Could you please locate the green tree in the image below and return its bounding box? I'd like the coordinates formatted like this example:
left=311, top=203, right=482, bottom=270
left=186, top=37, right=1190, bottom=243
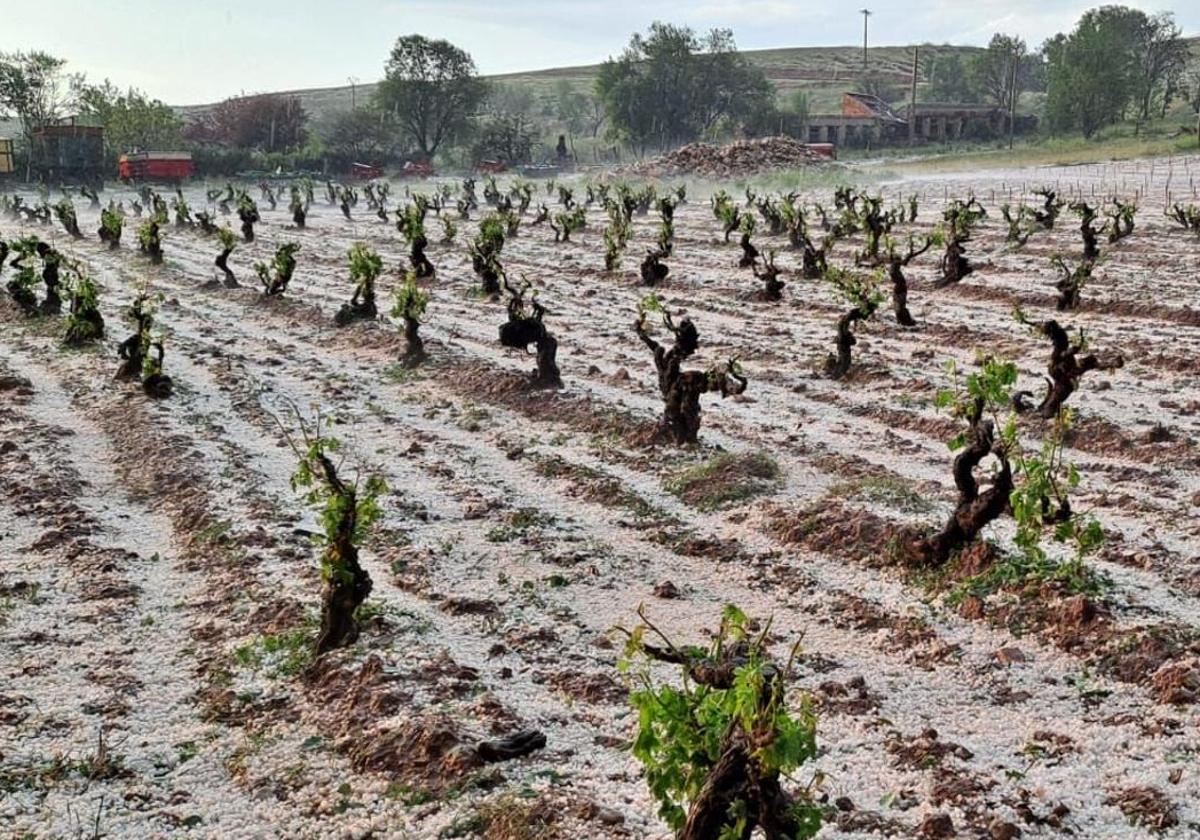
left=778, top=89, right=810, bottom=137
left=1130, top=12, right=1187, bottom=126
left=1185, top=61, right=1200, bottom=114
left=740, top=89, right=809, bottom=139
left=1044, top=6, right=1144, bottom=138
left=318, top=106, right=408, bottom=166
left=0, top=51, right=81, bottom=174
left=471, top=84, right=537, bottom=164
left=78, top=81, right=182, bottom=161
left=184, top=93, right=307, bottom=152
left=1022, top=51, right=1049, bottom=94
left=472, top=114, right=535, bottom=164
left=925, top=52, right=977, bottom=103
left=553, top=82, right=607, bottom=159
left=967, top=34, right=1027, bottom=109
left=584, top=91, right=608, bottom=139
left=596, top=23, right=773, bottom=149
left=374, top=35, right=488, bottom=160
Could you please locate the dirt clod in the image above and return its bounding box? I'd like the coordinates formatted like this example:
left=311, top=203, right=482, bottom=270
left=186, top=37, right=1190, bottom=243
left=653, top=579, right=680, bottom=599
left=919, top=812, right=955, bottom=838
left=1104, top=786, right=1178, bottom=831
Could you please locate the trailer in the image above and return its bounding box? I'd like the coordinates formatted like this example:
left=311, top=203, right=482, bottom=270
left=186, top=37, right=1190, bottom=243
left=474, top=160, right=507, bottom=175
left=398, top=160, right=434, bottom=179
left=118, top=151, right=194, bottom=184
left=235, top=169, right=322, bottom=181
left=351, top=162, right=384, bottom=181
left=31, top=121, right=105, bottom=187
left=518, top=163, right=561, bottom=179
left=804, top=143, right=838, bottom=160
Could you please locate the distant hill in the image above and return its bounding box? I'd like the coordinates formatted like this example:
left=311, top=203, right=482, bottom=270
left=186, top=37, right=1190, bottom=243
left=176, top=43, right=989, bottom=125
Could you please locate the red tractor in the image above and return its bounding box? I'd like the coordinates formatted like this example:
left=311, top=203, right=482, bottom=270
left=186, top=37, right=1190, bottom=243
left=118, top=151, right=194, bottom=184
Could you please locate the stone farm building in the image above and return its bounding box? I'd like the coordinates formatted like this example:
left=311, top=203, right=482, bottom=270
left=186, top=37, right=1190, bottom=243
left=806, top=92, right=1031, bottom=148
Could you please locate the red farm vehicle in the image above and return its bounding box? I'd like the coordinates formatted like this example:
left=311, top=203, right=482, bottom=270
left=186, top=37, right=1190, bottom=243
left=804, top=143, right=838, bottom=160
left=398, top=160, right=434, bottom=179
left=475, top=159, right=507, bottom=175
left=118, top=151, right=194, bottom=184
left=351, top=162, right=384, bottom=181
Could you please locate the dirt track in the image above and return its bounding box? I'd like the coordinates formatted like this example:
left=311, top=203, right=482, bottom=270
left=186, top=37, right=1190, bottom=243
left=2, top=157, right=1199, bottom=838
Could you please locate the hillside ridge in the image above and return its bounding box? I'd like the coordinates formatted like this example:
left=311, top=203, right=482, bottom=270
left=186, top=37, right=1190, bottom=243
left=175, top=42, right=989, bottom=120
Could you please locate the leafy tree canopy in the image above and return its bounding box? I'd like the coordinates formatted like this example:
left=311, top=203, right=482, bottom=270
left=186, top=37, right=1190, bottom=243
left=596, top=23, right=773, bottom=149
left=184, top=93, right=308, bottom=152
left=374, top=34, right=489, bottom=159
left=317, top=106, right=409, bottom=166
left=78, top=81, right=182, bottom=157
left=1044, top=6, right=1185, bottom=137
left=0, top=51, right=82, bottom=145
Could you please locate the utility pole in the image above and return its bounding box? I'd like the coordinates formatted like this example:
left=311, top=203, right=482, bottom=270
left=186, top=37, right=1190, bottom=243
left=348, top=76, right=360, bottom=110
left=860, top=9, right=872, bottom=70
left=1008, top=49, right=1019, bottom=150
left=908, top=45, right=919, bottom=146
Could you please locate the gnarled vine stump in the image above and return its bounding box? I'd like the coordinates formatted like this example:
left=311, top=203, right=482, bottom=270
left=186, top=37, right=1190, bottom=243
left=753, top=252, right=785, bottom=301
left=314, top=453, right=373, bottom=655
left=400, top=315, right=428, bottom=369
left=885, top=236, right=931, bottom=327
left=641, top=250, right=670, bottom=286
left=636, top=313, right=746, bottom=445
left=1019, top=319, right=1124, bottom=419
left=498, top=280, right=562, bottom=390
left=906, top=398, right=1012, bottom=566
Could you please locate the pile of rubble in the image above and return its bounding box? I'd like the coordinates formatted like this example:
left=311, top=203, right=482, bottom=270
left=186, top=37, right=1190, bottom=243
left=632, top=136, right=830, bottom=179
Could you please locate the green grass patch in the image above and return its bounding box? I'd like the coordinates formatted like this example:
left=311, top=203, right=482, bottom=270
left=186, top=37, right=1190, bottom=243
left=665, top=451, right=782, bottom=511
left=726, top=164, right=888, bottom=195
left=386, top=782, right=435, bottom=807
left=532, top=453, right=675, bottom=524
left=439, top=812, right=485, bottom=839
left=233, top=629, right=313, bottom=678
left=864, top=124, right=1200, bottom=175
left=382, top=363, right=426, bottom=384
left=175, top=741, right=199, bottom=764
left=455, top=402, right=491, bottom=432
left=486, top=507, right=554, bottom=543
left=196, top=519, right=233, bottom=545
left=0, top=582, right=41, bottom=627
left=828, top=476, right=933, bottom=515
left=353, top=599, right=394, bottom=625
left=946, top=554, right=1110, bottom=606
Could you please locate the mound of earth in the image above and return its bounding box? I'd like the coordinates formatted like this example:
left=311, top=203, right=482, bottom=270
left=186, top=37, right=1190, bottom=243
left=633, top=135, right=830, bottom=178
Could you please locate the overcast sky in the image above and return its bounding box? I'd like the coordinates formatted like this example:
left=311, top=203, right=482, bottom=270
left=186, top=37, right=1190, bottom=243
left=5, top=0, right=1197, bottom=105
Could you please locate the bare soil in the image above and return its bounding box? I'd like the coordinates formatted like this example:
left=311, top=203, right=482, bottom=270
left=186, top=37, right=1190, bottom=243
left=2, top=156, right=1199, bottom=838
